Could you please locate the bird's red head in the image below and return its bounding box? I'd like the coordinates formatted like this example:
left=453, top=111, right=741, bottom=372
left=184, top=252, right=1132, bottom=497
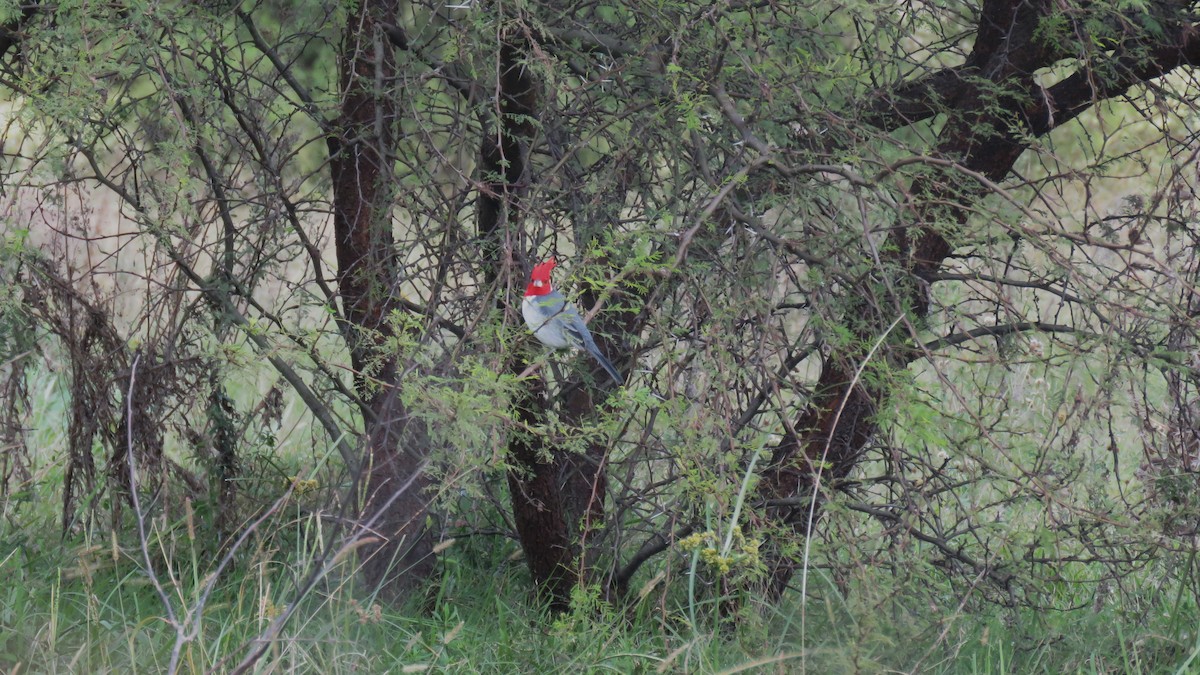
left=525, top=258, right=556, bottom=297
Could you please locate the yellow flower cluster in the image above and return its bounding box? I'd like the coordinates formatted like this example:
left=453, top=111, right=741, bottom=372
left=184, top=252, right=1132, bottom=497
left=677, top=525, right=762, bottom=575
left=286, top=476, right=319, bottom=495
left=701, top=546, right=734, bottom=574
left=260, top=597, right=283, bottom=620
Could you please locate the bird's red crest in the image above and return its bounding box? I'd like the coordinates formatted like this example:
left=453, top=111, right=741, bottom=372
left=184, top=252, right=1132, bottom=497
left=525, top=258, right=557, bottom=296
left=531, top=258, right=557, bottom=281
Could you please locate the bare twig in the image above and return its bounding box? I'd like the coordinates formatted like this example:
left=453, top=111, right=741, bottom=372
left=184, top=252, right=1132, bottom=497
left=126, top=353, right=184, bottom=674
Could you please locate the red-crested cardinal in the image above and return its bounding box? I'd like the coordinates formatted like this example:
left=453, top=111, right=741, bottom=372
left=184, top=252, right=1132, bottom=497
left=522, top=258, right=624, bottom=385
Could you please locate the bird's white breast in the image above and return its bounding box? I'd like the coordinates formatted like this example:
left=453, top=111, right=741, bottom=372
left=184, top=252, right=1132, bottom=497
left=522, top=295, right=573, bottom=349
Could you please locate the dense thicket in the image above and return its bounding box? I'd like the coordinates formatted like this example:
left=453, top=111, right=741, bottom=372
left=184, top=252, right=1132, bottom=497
left=3, top=0, right=1200, bottom=639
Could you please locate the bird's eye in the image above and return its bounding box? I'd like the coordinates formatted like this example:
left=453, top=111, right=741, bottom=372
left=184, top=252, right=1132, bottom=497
left=533, top=280, right=544, bottom=287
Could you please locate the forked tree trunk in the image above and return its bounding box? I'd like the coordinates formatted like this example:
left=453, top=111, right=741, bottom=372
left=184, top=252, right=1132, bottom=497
left=759, top=6, right=1059, bottom=594
left=474, top=40, right=585, bottom=610
left=475, top=38, right=633, bottom=608
left=328, top=0, right=434, bottom=601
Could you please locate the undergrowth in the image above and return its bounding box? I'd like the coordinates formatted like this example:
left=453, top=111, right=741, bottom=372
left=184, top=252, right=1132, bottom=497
left=0, top=363, right=1195, bottom=674
left=2, top=482, right=1198, bottom=674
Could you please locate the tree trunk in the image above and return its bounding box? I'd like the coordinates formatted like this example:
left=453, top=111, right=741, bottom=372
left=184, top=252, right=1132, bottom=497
left=759, top=0, right=1052, bottom=597
left=472, top=39, right=584, bottom=610
left=328, top=0, right=434, bottom=601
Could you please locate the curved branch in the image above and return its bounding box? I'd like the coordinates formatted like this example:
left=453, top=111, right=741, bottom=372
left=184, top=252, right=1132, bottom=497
left=1028, top=24, right=1200, bottom=136
left=235, top=9, right=331, bottom=133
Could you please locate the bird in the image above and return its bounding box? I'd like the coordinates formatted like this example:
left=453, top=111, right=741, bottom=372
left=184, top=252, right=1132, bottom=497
left=522, top=258, right=624, bottom=386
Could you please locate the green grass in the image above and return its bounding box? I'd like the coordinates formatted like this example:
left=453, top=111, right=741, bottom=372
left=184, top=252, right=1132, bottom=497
left=1, top=368, right=1198, bottom=673
left=2, top=496, right=1198, bottom=674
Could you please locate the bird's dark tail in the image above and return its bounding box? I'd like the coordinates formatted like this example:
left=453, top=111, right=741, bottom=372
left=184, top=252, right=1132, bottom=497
left=581, top=339, right=624, bottom=385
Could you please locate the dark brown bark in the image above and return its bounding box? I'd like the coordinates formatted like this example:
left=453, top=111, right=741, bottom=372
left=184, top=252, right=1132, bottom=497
left=505, top=378, right=578, bottom=607
left=760, top=0, right=1200, bottom=598
left=560, top=381, right=611, bottom=571
left=559, top=283, right=640, bottom=590
left=357, top=390, right=433, bottom=603
left=472, top=39, right=584, bottom=609
left=507, top=307, right=629, bottom=609
left=207, top=374, right=238, bottom=537
left=866, top=5, right=1200, bottom=133
left=327, top=0, right=434, bottom=601
left=477, top=42, right=537, bottom=273
left=477, top=40, right=629, bottom=608
left=483, top=41, right=625, bottom=609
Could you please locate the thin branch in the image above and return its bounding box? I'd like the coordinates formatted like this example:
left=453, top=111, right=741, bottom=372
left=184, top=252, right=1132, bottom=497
left=70, top=139, right=358, bottom=469
left=126, top=353, right=184, bottom=674
left=0, top=2, right=40, bottom=62
left=225, top=458, right=433, bottom=675
left=923, top=321, right=1079, bottom=352
left=842, top=501, right=1014, bottom=589
left=235, top=9, right=330, bottom=132
left=613, top=523, right=696, bottom=591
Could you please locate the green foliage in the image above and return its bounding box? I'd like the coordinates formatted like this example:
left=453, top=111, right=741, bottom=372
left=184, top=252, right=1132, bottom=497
left=3, top=0, right=1200, bottom=669
left=3, top=479, right=1193, bottom=673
